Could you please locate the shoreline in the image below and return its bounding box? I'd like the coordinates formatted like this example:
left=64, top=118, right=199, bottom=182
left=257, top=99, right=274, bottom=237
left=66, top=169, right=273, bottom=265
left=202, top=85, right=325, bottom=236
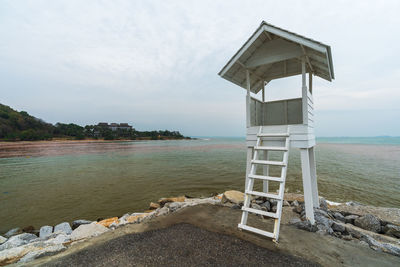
left=1, top=191, right=399, bottom=265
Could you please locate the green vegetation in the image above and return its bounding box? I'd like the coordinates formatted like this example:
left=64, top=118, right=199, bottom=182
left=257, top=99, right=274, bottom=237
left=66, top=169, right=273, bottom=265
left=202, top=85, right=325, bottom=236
left=0, top=104, right=188, bottom=141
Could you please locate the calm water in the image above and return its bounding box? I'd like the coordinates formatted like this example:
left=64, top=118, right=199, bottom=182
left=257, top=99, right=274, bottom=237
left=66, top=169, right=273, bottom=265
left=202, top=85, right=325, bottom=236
left=0, top=138, right=399, bottom=233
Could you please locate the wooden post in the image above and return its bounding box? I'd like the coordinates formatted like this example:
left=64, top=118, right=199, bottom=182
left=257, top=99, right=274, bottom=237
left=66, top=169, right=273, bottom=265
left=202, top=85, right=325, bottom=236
left=261, top=81, right=268, bottom=193
left=309, top=72, right=313, bottom=94
left=245, top=147, right=253, bottom=189
left=300, top=148, right=315, bottom=224
left=309, top=146, right=319, bottom=207
left=301, top=59, right=308, bottom=124
left=246, top=70, right=251, bottom=128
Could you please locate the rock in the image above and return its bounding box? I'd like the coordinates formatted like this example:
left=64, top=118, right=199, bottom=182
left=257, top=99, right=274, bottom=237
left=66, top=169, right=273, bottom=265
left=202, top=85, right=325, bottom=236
left=361, top=234, right=400, bottom=257
left=39, top=226, right=53, bottom=239
left=125, top=214, right=148, bottom=223
left=293, top=205, right=303, bottom=214
left=315, top=213, right=333, bottom=230
left=54, top=222, right=72, bottom=235
left=344, top=214, right=359, bottom=224
left=22, top=226, right=35, bottom=234
left=149, top=202, right=160, bottom=210
left=383, top=224, right=400, bottom=238
left=158, top=196, right=186, bottom=206
left=0, top=236, right=6, bottom=245
left=292, top=200, right=299, bottom=207
left=166, top=202, right=185, bottom=212
left=155, top=207, right=169, bottom=217
left=283, top=200, right=290, bottom=207
left=72, top=219, right=92, bottom=230
left=18, top=244, right=66, bottom=263
left=45, top=234, right=70, bottom=245
left=260, top=201, right=271, bottom=211
left=221, top=190, right=244, bottom=205
left=231, top=204, right=241, bottom=210
left=333, top=212, right=346, bottom=223
left=332, top=222, right=346, bottom=233
left=70, top=223, right=109, bottom=241
left=271, top=205, right=277, bottom=213
left=333, top=231, right=342, bottom=238
left=289, top=218, right=302, bottom=225
left=255, top=199, right=264, bottom=204
left=4, top=228, right=21, bottom=238
left=251, top=203, right=261, bottom=210
left=97, top=217, right=119, bottom=228
left=319, top=197, right=328, bottom=211
left=342, top=234, right=353, bottom=241
left=354, top=214, right=381, bottom=233
left=314, top=208, right=330, bottom=219
left=291, top=219, right=318, bottom=232
left=0, top=233, right=37, bottom=251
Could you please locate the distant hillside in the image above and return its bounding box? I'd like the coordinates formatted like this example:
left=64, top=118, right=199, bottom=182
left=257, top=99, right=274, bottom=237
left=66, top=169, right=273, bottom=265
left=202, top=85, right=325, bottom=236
left=0, top=104, right=188, bottom=141
left=0, top=104, right=54, bottom=140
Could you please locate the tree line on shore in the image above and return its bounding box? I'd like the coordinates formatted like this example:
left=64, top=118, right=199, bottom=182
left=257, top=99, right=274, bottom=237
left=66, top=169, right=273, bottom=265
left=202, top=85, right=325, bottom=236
left=0, top=104, right=188, bottom=141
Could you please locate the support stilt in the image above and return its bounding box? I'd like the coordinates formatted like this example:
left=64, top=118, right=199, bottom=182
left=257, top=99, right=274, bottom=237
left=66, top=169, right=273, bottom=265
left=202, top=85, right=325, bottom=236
left=300, top=148, right=315, bottom=224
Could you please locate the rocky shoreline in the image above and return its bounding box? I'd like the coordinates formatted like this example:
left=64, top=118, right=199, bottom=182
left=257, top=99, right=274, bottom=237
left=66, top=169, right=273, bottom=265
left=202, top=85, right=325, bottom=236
left=0, top=192, right=399, bottom=265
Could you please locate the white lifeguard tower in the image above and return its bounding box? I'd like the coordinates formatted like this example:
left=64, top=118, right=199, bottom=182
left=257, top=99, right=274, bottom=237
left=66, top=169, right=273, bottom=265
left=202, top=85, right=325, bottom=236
left=218, top=21, right=334, bottom=241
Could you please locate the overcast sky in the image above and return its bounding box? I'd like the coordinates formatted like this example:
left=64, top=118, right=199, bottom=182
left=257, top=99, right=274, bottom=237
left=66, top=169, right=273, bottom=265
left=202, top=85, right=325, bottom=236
left=1, top=0, right=399, bottom=137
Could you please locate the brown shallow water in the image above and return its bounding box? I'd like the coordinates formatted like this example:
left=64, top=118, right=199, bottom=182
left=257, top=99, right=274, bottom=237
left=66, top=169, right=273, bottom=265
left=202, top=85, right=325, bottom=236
left=0, top=138, right=399, bottom=233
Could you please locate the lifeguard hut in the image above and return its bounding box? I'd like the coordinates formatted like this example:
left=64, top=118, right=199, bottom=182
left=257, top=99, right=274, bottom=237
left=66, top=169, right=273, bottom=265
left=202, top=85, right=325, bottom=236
left=218, top=21, right=334, bottom=241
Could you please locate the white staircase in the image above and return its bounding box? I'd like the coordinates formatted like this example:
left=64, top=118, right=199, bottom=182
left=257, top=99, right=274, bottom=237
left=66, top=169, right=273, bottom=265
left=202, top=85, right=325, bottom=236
left=238, top=126, right=290, bottom=242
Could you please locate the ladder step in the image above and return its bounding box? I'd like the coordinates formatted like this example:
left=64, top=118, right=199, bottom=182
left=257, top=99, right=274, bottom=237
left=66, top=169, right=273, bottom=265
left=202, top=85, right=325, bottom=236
left=251, top=160, right=286, bottom=166
left=242, top=207, right=279, bottom=218
left=245, top=190, right=282, bottom=200
left=248, top=174, right=284, bottom=182
left=238, top=224, right=275, bottom=238
left=254, top=146, right=288, bottom=151
left=257, top=133, right=289, bottom=137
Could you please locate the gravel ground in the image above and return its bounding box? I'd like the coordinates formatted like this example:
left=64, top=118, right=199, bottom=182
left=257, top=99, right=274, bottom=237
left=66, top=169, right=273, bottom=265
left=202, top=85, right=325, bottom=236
left=41, top=223, right=318, bottom=267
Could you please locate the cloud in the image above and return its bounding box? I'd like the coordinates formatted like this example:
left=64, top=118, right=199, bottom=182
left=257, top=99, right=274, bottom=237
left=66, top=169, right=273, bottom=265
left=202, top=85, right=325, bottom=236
left=0, top=0, right=399, bottom=136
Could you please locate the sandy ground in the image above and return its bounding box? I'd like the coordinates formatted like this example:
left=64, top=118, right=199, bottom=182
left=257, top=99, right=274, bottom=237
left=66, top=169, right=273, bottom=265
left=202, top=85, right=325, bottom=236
left=28, top=204, right=399, bottom=267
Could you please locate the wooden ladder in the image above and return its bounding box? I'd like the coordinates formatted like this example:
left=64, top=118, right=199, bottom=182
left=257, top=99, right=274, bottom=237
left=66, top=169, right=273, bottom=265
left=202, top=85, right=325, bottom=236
left=238, top=126, right=290, bottom=242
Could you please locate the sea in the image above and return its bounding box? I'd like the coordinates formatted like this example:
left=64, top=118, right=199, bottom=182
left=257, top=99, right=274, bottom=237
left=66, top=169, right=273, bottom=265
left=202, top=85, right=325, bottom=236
left=0, top=137, right=399, bottom=233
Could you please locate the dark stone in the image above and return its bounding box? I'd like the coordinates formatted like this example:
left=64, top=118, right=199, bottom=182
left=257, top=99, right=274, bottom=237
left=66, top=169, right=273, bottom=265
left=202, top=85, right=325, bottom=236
left=344, top=214, right=359, bottom=224
left=342, top=234, right=353, bottom=241
left=96, top=218, right=104, bottom=222
left=231, top=204, right=241, bottom=210
left=315, top=213, right=333, bottom=231
left=354, top=214, right=381, bottom=233
left=292, top=200, right=299, bottom=207
left=22, top=226, right=35, bottom=234
left=271, top=205, right=277, bottom=213
left=383, top=224, right=400, bottom=238
left=293, top=205, right=303, bottom=214
left=333, top=212, right=346, bottom=223
left=333, top=231, right=342, bottom=238
left=291, top=219, right=318, bottom=232
left=251, top=203, right=261, bottom=210
left=314, top=208, right=330, bottom=219
left=332, top=222, right=346, bottom=233
left=260, top=201, right=271, bottom=212
left=319, top=197, right=328, bottom=211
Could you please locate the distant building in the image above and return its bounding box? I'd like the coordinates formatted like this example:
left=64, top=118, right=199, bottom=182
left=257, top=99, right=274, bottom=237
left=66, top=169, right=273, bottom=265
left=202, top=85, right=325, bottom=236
left=97, top=122, right=133, bottom=131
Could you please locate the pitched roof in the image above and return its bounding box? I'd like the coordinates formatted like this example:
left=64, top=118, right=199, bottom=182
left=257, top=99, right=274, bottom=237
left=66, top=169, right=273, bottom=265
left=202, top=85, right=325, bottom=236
left=218, top=21, right=334, bottom=93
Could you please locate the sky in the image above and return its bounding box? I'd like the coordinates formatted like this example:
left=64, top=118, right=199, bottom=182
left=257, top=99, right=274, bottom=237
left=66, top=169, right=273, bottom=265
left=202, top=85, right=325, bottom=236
left=0, top=0, right=399, bottom=137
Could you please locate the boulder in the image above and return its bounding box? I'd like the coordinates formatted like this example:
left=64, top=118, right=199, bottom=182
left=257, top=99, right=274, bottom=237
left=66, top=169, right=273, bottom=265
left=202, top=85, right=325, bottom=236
left=22, top=226, right=35, bottom=234
left=221, top=190, right=244, bottom=205
left=158, top=196, right=186, bottom=206
left=18, top=244, right=66, bottom=263
left=332, top=222, right=346, bottom=233
left=155, top=207, right=169, bottom=217
left=293, top=205, right=303, bottom=214
left=45, top=234, right=70, bottom=245
left=344, top=214, right=359, bottom=224
left=39, top=226, right=53, bottom=239
left=0, top=236, right=6, bottom=245
left=260, top=201, right=271, bottom=211
left=290, top=219, right=318, bottom=232
left=354, top=214, right=381, bottom=233
left=319, top=197, right=328, bottom=211
left=70, top=223, right=109, bottom=241
left=292, top=200, right=300, bottom=207
left=125, top=214, right=148, bottom=223
left=149, top=202, right=160, bottom=210
left=166, top=202, right=185, bottom=212
left=283, top=200, right=290, bottom=207
left=4, top=228, right=21, bottom=238
left=97, top=217, right=119, bottom=228
left=315, top=213, right=333, bottom=230
left=0, top=233, right=37, bottom=251
left=251, top=203, right=261, bottom=210
left=72, top=219, right=92, bottom=230
left=383, top=224, right=400, bottom=238
left=333, top=212, right=346, bottom=223
left=54, top=222, right=72, bottom=235
left=361, top=234, right=400, bottom=257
